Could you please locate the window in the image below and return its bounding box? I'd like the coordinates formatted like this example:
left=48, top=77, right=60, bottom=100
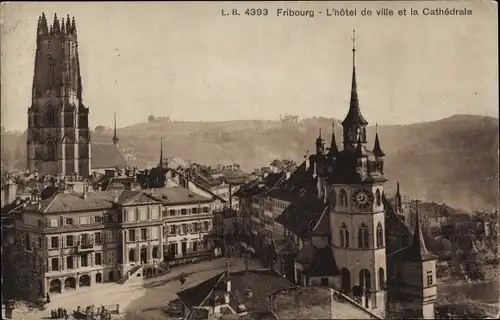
left=339, top=189, right=348, bottom=207
left=358, top=223, right=369, bottom=249
left=37, top=219, right=42, bottom=227
left=129, top=230, right=136, bottom=242
left=81, top=254, right=88, bottom=267
left=426, top=270, right=433, bottom=286
left=51, top=258, right=59, bottom=271
left=359, top=269, right=371, bottom=289
left=112, top=214, right=118, bottom=222
left=103, top=215, right=109, bottom=223
left=169, top=225, right=176, bottom=235
left=376, top=222, right=384, bottom=248
left=193, top=222, right=199, bottom=232
left=340, top=223, right=349, bottom=248
left=45, top=106, right=55, bottom=126
left=66, top=235, right=74, bottom=247
left=107, top=230, right=116, bottom=243
left=321, top=277, right=329, bottom=286
left=203, top=221, right=209, bottom=232
left=152, top=246, right=159, bottom=259
left=169, top=209, right=176, bottom=216
left=379, top=268, right=385, bottom=289
left=107, top=251, right=115, bottom=264
left=51, top=236, right=59, bottom=249
left=45, top=141, right=56, bottom=161
left=193, top=241, right=198, bottom=252
left=181, top=209, right=187, bottom=215
left=141, top=228, right=147, bottom=240
left=95, top=216, right=102, bottom=223
left=65, top=218, right=73, bottom=226
left=192, top=207, right=199, bottom=214
left=95, top=252, right=102, bottom=265
left=66, top=256, right=74, bottom=269
left=94, top=232, right=101, bottom=245
left=375, top=189, right=381, bottom=206
left=203, top=207, right=209, bottom=213
left=38, top=236, right=43, bottom=249
left=182, top=224, right=187, bottom=234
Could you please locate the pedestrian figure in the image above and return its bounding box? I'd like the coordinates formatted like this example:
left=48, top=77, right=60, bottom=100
left=46, top=292, right=51, bottom=304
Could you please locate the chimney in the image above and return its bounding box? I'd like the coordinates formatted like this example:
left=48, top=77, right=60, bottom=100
left=305, top=156, right=310, bottom=170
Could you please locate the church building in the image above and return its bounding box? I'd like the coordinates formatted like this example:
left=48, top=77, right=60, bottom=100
left=26, top=13, right=126, bottom=178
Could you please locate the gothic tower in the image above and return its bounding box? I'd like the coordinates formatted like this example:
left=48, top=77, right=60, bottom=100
left=327, top=31, right=388, bottom=317
left=27, top=13, right=91, bottom=177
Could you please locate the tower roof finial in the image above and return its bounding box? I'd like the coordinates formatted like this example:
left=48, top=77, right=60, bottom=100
left=112, top=112, right=119, bottom=145
left=352, top=28, right=356, bottom=66
left=372, top=124, right=385, bottom=157
left=327, top=122, right=339, bottom=156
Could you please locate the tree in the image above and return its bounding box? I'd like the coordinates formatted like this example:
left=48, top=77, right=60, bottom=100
left=94, top=125, right=106, bottom=135
left=148, top=115, right=155, bottom=122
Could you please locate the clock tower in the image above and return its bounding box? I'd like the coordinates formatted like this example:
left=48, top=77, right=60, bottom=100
left=325, top=30, right=387, bottom=317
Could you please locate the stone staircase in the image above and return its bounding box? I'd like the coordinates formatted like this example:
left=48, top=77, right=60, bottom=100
left=117, top=265, right=143, bottom=285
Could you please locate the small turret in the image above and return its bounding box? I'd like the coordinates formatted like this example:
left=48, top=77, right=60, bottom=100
left=372, top=124, right=385, bottom=157
left=66, top=14, right=71, bottom=34
left=112, top=112, right=119, bottom=145
left=61, top=18, right=66, bottom=35
left=315, top=129, right=325, bottom=155
left=71, top=16, right=76, bottom=34
left=327, top=123, right=339, bottom=157
left=52, top=13, right=60, bottom=34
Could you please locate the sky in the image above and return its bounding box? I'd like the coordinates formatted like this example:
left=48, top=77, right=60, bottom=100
left=1, top=1, right=498, bottom=131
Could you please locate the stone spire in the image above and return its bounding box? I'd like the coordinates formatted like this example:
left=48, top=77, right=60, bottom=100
left=112, top=112, right=119, bottom=145
left=315, top=128, right=325, bottom=155
left=372, top=123, right=385, bottom=157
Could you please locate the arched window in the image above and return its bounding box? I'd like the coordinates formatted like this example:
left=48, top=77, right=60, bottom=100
left=375, top=189, right=381, bottom=206
left=128, top=248, right=135, bottom=263
left=379, top=267, right=385, bottom=289
left=340, top=223, right=349, bottom=248
left=45, top=105, right=55, bottom=126
left=376, top=222, right=384, bottom=248
left=45, top=141, right=56, bottom=161
left=358, top=223, right=369, bottom=249
left=339, top=189, right=348, bottom=207
left=359, top=269, right=371, bottom=289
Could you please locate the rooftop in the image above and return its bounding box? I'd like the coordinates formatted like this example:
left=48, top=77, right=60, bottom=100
left=177, top=269, right=295, bottom=316
left=270, top=286, right=381, bottom=319
left=144, top=186, right=213, bottom=205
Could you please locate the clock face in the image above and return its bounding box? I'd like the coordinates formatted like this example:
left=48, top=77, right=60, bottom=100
left=352, top=189, right=374, bottom=209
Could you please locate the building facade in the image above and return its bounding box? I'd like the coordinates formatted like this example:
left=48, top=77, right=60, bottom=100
left=15, top=185, right=220, bottom=296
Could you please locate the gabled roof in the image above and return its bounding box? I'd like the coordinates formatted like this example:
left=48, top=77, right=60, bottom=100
left=304, top=246, right=341, bottom=278
left=25, top=191, right=117, bottom=213
left=91, top=143, right=127, bottom=169
left=177, top=270, right=295, bottom=314
left=398, top=206, right=437, bottom=262
left=144, top=186, right=213, bottom=205
left=295, top=241, right=317, bottom=266
left=117, top=190, right=162, bottom=206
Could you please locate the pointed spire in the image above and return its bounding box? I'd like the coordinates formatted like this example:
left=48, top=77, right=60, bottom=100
left=403, top=200, right=437, bottom=262
left=328, top=123, right=339, bottom=156
left=395, top=182, right=402, bottom=212
left=112, top=112, right=119, bottom=145
left=53, top=13, right=60, bottom=34
left=159, top=137, right=164, bottom=169
left=71, top=16, right=76, bottom=34
left=66, top=14, right=71, bottom=34
left=61, top=18, right=65, bottom=35
left=372, top=123, right=385, bottom=157
left=342, top=29, right=368, bottom=127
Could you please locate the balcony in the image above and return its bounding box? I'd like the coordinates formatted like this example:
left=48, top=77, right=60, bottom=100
left=76, top=241, right=95, bottom=253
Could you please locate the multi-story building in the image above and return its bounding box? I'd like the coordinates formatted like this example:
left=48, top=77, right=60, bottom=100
left=14, top=184, right=221, bottom=296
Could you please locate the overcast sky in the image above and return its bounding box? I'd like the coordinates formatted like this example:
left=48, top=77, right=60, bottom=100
left=1, top=1, right=498, bottom=131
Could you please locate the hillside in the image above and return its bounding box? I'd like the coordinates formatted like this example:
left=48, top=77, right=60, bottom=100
left=1, top=115, right=498, bottom=211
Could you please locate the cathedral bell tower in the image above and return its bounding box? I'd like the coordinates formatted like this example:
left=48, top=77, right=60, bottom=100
left=328, top=30, right=388, bottom=318
left=27, top=13, right=91, bottom=177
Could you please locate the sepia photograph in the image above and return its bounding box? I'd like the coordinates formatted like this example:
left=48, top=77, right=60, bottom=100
left=0, top=1, right=498, bottom=319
